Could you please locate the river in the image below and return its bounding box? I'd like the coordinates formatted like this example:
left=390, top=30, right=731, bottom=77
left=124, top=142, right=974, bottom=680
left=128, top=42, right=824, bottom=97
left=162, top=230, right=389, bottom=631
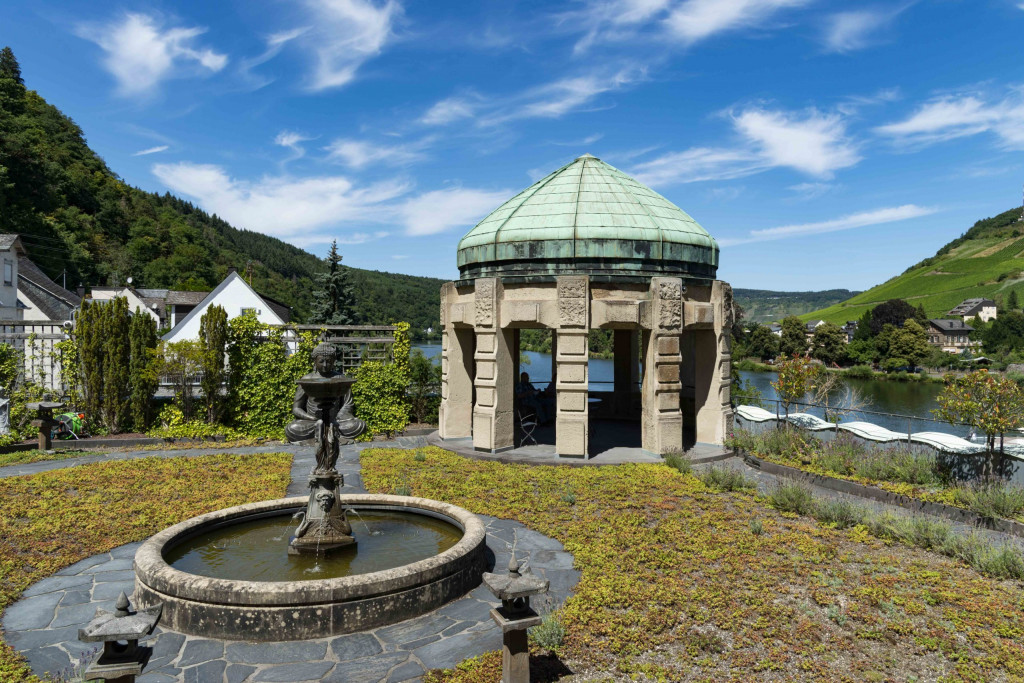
left=413, top=344, right=957, bottom=437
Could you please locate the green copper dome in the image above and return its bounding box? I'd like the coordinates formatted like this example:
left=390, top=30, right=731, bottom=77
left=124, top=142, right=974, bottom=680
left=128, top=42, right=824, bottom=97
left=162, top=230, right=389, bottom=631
left=457, top=154, right=718, bottom=283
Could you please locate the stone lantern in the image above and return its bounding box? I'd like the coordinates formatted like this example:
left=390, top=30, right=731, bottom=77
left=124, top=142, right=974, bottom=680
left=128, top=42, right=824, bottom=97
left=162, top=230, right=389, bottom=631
left=78, top=592, right=161, bottom=683
left=483, top=555, right=550, bottom=683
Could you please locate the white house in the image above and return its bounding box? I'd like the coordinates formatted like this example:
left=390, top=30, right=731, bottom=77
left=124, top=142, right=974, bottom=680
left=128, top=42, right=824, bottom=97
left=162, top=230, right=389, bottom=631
left=948, top=298, right=997, bottom=323
left=162, top=271, right=291, bottom=343
left=0, top=235, right=24, bottom=321
left=89, top=286, right=159, bottom=325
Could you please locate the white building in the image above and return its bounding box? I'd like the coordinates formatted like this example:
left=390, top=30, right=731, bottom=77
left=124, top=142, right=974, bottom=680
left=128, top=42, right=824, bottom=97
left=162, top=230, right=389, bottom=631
left=162, top=271, right=291, bottom=343
left=948, top=298, right=997, bottom=323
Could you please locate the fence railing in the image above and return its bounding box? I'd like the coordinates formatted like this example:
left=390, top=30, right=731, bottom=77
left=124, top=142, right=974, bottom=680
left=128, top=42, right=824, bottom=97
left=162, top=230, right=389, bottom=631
left=733, top=392, right=977, bottom=442
left=272, top=324, right=397, bottom=375
left=0, top=320, right=69, bottom=394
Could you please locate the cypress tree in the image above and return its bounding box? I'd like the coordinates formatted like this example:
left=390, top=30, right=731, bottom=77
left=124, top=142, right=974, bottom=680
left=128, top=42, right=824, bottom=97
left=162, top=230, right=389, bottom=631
left=1007, top=289, right=1019, bottom=312
left=0, top=47, right=23, bottom=85
left=199, top=304, right=228, bottom=423
left=76, top=301, right=105, bottom=424
left=309, top=240, right=357, bottom=325
left=102, top=296, right=131, bottom=433
left=129, top=310, right=158, bottom=431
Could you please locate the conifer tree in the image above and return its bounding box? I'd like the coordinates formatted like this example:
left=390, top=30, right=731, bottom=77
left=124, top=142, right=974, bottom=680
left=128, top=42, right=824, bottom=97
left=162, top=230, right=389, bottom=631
left=1007, top=289, right=1019, bottom=312
left=129, top=310, right=158, bottom=431
left=309, top=240, right=357, bottom=325
left=199, top=304, right=228, bottom=423
left=0, top=47, right=23, bottom=85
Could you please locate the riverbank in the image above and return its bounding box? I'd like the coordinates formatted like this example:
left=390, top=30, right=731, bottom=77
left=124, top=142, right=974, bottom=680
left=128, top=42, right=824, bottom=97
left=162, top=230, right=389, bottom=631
left=734, top=358, right=947, bottom=383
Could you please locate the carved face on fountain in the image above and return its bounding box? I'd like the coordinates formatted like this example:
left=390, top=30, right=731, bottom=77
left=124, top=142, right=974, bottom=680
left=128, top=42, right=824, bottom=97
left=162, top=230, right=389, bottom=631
left=312, top=342, right=337, bottom=376
left=315, top=490, right=335, bottom=513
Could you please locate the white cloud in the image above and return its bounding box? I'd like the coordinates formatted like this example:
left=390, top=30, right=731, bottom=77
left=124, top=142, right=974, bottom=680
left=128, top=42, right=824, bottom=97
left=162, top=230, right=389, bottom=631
left=76, top=13, right=227, bottom=95
left=324, top=138, right=428, bottom=168
left=720, top=204, right=936, bottom=247
left=822, top=9, right=893, bottom=53
left=423, top=67, right=644, bottom=127
left=876, top=90, right=1024, bottom=149
left=632, top=147, right=765, bottom=186
left=132, top=145, right=169, bottom=156
left=238, top=27, right=311, bottom=89
left=568, top=0, right=673, bottom=52
left=152, top=162, right=409, bottom=239
left=632, top=106, right=859, bottom=186
left=664, top=0, right=810, bottom=44
left=788, top=182, right=833, bottom=200
left=420, top=97, right=478, bottom=125
left=274, top=130, right=313, bottom=164
left=302, top=0, right=401, bottom=91
left=733, top=108, right=860, bottom=177
left=397, top=188, right=511, bottom=236
left=152, top=162, right=503, bottom=240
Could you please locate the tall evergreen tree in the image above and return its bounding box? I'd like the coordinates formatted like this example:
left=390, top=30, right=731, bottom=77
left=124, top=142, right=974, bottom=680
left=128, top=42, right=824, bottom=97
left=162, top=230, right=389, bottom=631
left=0, top=47, right=23, bottom=84
left=199, top=304, right=229, bottom=423
left=309, top=240, right=357, bottom=325
left=128, top=310, right=158, bottom=431
left=1007, top=289, right=1019, bottom=312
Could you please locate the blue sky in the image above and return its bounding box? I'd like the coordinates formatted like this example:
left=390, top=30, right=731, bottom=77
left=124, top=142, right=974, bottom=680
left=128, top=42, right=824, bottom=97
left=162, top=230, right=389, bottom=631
left=7, top=0, right=1024, bottom=291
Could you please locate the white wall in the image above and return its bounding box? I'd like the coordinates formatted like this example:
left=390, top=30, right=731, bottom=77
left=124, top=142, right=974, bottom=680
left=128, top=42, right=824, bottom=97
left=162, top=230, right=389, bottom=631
left=0, top=251, right=20, bottom=321
left=91, top=288, right=160, bottom=326
left=164, top=273, right=285, bottom=343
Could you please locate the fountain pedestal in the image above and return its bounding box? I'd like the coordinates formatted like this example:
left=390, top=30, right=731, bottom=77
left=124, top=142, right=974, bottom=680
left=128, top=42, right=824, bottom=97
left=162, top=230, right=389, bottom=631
left=289, top=378, right=356, bottom=555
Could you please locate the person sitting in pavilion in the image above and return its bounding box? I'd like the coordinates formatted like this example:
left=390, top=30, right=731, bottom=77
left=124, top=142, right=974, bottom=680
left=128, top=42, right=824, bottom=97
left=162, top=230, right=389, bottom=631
left=515, top=372, right=553, bottom=424
left=285, top=342, right=366, bottom=444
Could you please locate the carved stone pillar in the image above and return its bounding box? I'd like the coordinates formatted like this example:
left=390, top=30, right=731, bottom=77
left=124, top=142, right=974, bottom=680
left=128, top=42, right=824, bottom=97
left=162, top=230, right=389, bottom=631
left=473, top=278, right=514, bottom=452
left=641, top=277, right=684, bottom=454
left=695, top=281, right=734, bottom=445
left=555, top=276, right=589, bottom=458
left=439, top=283, right=474, bottom=439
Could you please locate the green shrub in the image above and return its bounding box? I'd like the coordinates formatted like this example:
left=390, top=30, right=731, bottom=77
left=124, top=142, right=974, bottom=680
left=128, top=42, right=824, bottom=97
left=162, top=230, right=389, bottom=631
left=953, top=482, right=1024, bottom=519
left=769, top=481, right=816, bottom=515
left=352, top=360, right=409, bottom=439
left=749, top=519, right=764, bottom=535
left=663, top=451, right=692, bottom=475
left=814, top=499, right=868, bottom=529
left=529, top=611, right=566, bottom=651
left=699, top=465, right=756, bottom=492
left=842, top=365, right=874, bottom=379
left=147, top=405, right=239, bottom=439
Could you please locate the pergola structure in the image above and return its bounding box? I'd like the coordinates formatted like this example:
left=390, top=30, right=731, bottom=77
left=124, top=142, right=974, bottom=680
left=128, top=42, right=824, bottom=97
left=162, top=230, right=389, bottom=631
left=438, top=154, right=734, bottom=458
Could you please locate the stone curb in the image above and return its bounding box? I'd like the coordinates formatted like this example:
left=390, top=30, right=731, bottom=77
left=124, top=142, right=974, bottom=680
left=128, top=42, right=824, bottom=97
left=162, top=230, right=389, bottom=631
left=741, top=450, right=1024, bottom=539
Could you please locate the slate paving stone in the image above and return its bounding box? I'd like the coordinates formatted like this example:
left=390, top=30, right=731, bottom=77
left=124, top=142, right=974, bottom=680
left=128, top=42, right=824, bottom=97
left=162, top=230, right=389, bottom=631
left=5, top=625, right=78, bottom=652
left=51, top=601, right=100, bottom=628
left=183, top=659, right=227, bottom=682
left=329, top=632, right=382, bottom=660
left=375, top=615, right=455, bottom=644
left=413, top=627, right=502, bottom=670
left=441, top=620, right=473, bottom=637
left=177, top=638, right=225, bottom=667
left=323, top=652, right=410, bottom=683
left=387, top=659, right=426, bottom=682
left=3, top=592, right=62, bottom=630
left=91, top=580, right=135, bottom=601
left=90, top=569, right=136, bottom=583
left=137, top=672, right=178, bottom=683
left=150, top=631, right=187, bottom=661
left=439, top=597, right=491, bottom=622
left=227, top=663, right=258, bottom=683
left=252, top=661, right=335, bottom=681
left=531, top=548, right=575, bottom=569
left=401, top=633, right=441, bottom=650
left=226, top=640, right=328, bottom=664
left=55, top=554, right=109, bottom=575
left=108, top=542, right=142, bottom=559
left=82, top=557, right=134, bottom=573
left=21, top=573, right=92, bottom=597
left=23, top=645, right=70, bottom=678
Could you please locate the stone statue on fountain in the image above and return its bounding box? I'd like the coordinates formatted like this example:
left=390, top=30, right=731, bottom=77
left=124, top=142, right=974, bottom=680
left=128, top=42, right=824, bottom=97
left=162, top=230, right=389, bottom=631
left=286, top=341, right=365, bottom=555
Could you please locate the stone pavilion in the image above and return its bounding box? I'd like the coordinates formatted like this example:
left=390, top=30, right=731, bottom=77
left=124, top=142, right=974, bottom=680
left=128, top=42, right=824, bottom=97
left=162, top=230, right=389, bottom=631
left=438, top=154, right=734, bottom=458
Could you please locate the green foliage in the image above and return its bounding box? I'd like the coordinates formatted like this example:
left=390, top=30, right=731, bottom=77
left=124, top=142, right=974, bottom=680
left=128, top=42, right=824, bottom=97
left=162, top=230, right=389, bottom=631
left=744, top=323, right=779, bottom=361
left=663, top=451, right=692, bottom=475
left=779, top=316, right=806, bottom=357
left=0, top=343, right=20, bottom=397
left=408, top=348, right=441, bottom=424
left=128, top=311, right=159, bottom=431
left=147, top=404, right=239, bottom=439
left=733, top=288, right=859, bottom=323
left=934, top=370, right=1024, bottom=455
left=768, top=481, right=816, bottom=515
left=810, top=321, right=847, bottom=366
left=160, top=340, right=203, bottom=420
left=529, top=610, right=566, bottom=651
left=227, top=312, right=317, bottom=439
left=198, top=305, right=228, bottom=424
left=309, top=240, right=358, bottom=324
left=771, top=354, right=821, bottom=416
left=952, top=482, right=1024, bottom=520
left=54, top=336, right=81, bottom=407
left=981, top=310, right=1024, bottom=353
left=74, top=298, right=132, bottom=433
left=698, top=465, right=756, bottom=492
left=352, top=361, right=409, bottom=438
left=880, top=318, right=930, bottom=370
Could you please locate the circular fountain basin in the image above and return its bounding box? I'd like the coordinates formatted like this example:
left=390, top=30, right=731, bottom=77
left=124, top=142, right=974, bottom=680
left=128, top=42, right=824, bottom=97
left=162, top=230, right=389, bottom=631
left=134, top=494, right=486, bottom=641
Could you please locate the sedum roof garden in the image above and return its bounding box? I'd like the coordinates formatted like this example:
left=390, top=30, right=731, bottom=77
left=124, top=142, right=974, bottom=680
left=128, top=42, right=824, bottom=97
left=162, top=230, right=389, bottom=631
left=457, top=154, right=718, bottom=282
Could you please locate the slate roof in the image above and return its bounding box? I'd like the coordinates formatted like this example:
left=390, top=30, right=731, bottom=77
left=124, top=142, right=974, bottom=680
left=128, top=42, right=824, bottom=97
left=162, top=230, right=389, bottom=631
left=948, top=298, right=995, bottom=316
left=17, top=255, right=81, bottom=320
left=0, top=235, right=25, bottom=253
left=929, top=319, right=974, bottom=332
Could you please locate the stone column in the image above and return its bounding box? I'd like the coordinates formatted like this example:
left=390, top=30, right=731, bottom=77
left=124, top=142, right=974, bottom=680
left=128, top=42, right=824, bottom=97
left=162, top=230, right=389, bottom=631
left=473, top=278, right=515, bottom=453
left=439, top=283, right=473, bottom=439
left=555, top=276, right=589, bottom=458
left=695, top=281, right=734, bottom=445
left=641, top=278, right=684, bottom=454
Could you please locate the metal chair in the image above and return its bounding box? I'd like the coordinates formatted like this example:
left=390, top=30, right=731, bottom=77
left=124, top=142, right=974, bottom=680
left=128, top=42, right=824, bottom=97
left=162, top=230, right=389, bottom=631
left=518, top=409, right=539, bottom=446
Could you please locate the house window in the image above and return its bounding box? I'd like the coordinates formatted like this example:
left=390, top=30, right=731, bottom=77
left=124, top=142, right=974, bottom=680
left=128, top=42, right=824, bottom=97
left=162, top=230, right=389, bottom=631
left=3, top=261, right=11, bottom=287
left=241, top=307, right=258, bottom=316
